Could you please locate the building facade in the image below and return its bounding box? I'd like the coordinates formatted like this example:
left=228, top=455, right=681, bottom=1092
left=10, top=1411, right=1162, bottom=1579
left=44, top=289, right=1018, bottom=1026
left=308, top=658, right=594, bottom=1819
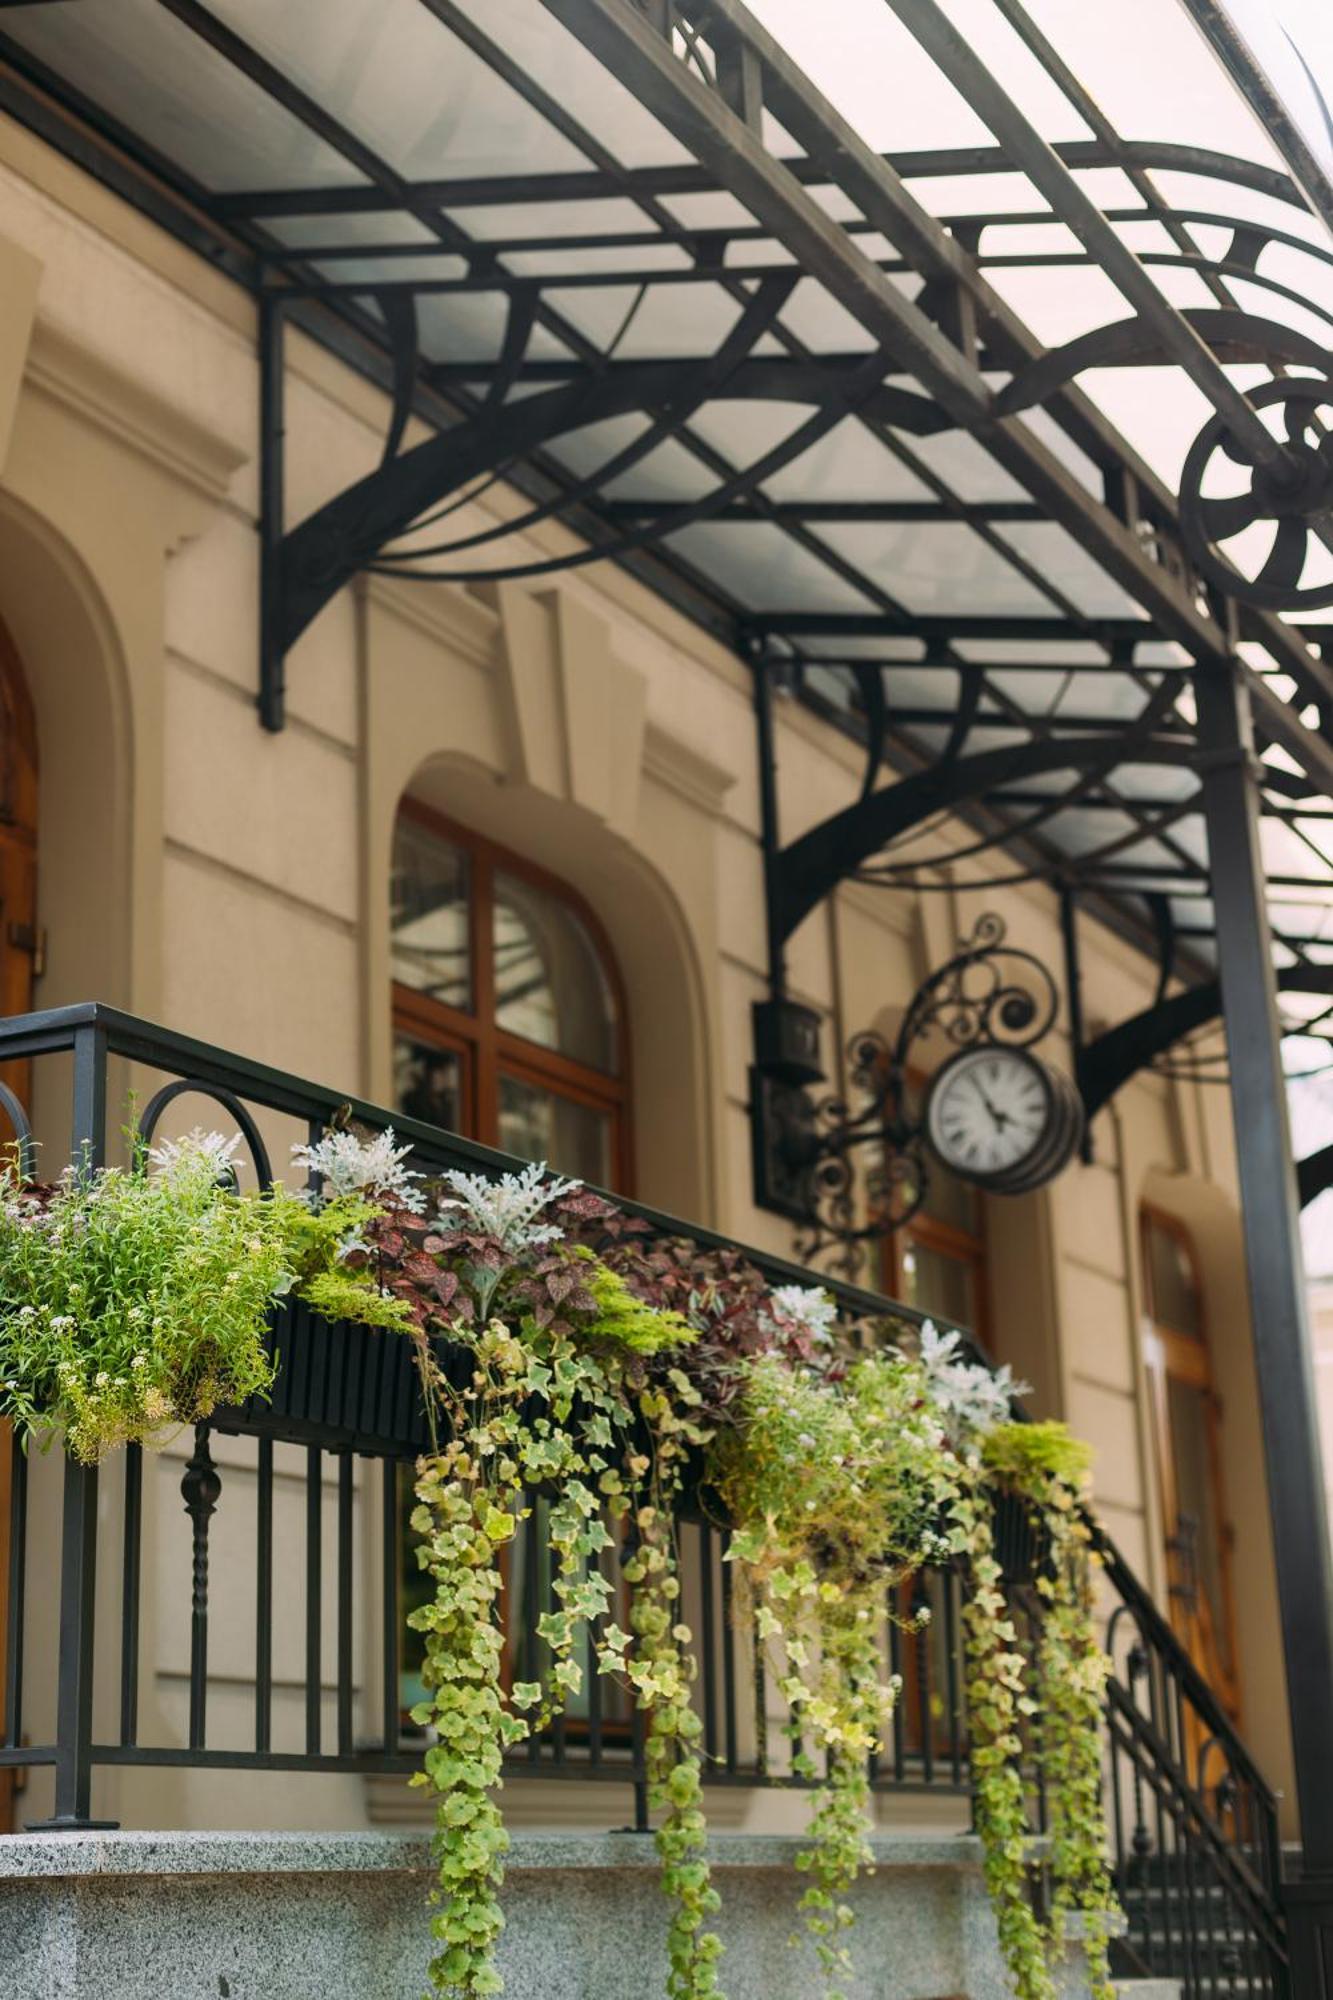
left=0, top=93, right=1297, bottom=1848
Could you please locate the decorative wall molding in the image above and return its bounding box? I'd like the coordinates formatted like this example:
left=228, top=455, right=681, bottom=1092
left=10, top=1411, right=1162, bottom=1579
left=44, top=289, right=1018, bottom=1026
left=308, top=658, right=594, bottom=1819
left=359, top=569, right=500, bottom=675
left=496, top=581, right=648, bottom=841
left=22, top=316, right=247, bottom=507
left=642, top=719, right=739, bottom=820
left=0, top=232, right=41, bottom=478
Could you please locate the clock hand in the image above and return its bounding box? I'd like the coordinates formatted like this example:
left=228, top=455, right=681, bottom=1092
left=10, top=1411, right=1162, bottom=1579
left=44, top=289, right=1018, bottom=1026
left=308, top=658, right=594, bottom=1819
left=971, top=1076, right=1011, bottom=1130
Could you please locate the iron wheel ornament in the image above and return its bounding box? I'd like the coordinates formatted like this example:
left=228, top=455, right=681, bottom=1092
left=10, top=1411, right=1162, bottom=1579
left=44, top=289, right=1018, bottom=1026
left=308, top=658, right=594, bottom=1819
left=1179, top=376, right=1333, bottom=612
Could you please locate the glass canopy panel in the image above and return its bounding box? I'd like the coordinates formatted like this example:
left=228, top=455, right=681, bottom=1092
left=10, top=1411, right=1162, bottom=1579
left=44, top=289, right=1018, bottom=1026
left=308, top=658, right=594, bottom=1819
left=810, top=522, right=1060, bottom=617
left=444, top=199, right=661, bottom=243
left=450, top=0, right=694, bottom=170
left=663, top=523, right=880, bottom=614
left=745, top=0, right=1009, bottom=152
left=760, top=419, right=936, bottom=503
left=203, top=0, right=593, bottom=184
left=984, top=670, right=1155, bottom=722
left=551, top=283, right=744, bottom=360
left=0, top=0, right=365, bottom=191
left=991, top=524, right=1147, bottom=619
left=1019, top=0, right=1287, bottom=165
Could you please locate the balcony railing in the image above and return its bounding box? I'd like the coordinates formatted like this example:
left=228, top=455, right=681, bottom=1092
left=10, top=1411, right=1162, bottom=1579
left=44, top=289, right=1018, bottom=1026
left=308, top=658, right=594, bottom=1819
left=0, top=1003, right=1291, bottom=1997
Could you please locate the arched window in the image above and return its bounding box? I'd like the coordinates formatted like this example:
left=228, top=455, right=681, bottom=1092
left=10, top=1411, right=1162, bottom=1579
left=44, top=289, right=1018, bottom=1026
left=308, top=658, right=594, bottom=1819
left=390, top=803, right=632, bottom=1733
left=390, top=802, right=630, bottom=1188
left=1141, top=1207, right=1240, bottom=1717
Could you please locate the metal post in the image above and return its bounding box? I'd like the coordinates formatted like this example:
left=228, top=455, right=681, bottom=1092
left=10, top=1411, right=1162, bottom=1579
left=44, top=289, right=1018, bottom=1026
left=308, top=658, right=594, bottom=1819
left=752, top=653, right=786, bottom=1004
left=1059, top=886, right=1093, bottom=1164
left=258, top=293, right=286, bottom=733
left=1193, top=659, right=1333, bottom=1972
left=31, top=1021, right=114, bottom=1828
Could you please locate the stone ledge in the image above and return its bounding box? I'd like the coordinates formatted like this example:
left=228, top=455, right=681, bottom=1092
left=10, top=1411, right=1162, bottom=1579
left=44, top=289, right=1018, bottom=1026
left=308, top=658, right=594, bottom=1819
left=0, top=1826, right=989, bottom=1881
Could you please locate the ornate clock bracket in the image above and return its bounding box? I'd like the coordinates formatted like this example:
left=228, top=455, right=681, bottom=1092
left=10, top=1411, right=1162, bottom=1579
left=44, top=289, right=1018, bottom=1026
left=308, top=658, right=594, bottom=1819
left=751, top=912, right=1081, bottom=1276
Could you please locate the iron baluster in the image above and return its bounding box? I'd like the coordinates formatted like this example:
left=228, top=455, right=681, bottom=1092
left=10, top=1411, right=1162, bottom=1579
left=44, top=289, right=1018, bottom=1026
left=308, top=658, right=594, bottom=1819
left=181, top=1424, right=221, bottom=1753
left=119, top=1444, right=142, bottom=1747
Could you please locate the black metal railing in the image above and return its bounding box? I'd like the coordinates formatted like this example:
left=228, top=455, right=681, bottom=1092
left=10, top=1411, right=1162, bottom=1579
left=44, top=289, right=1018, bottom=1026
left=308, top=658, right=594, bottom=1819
left=0, top=1003, right=1292, bottom=1998
left=1099, top=1535, right=1289, bottom=1996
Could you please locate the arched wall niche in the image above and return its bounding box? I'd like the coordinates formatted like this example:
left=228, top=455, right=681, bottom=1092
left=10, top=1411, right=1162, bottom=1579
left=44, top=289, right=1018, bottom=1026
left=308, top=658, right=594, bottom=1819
left=1137, top=1167, right=1294, bottom=1825
left=374, top=753, right=717, bottom=1228
left=0, top=492, right=133, bottom=1157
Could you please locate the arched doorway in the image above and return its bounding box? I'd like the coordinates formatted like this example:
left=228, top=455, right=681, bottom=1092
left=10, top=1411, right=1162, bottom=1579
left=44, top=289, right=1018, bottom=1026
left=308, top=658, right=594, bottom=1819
left=0, top=610, right=37, bottom=1832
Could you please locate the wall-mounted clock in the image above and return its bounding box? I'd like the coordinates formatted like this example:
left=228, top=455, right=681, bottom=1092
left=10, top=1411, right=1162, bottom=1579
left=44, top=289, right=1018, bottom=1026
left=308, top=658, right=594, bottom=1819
left=924, top=1045, right=1084, bottom=1194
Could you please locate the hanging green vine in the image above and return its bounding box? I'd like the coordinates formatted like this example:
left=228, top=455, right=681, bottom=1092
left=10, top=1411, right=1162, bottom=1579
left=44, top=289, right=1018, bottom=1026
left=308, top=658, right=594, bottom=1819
left=714, top=1345, right=958, bottom=1998
left=620, top=1370, right=724, bottom=2000
left=984, top=1423, right=1116, bottom=2000
left=952, top=1463, right=1054, bottom=2000
left=0, top=1131, right=1122, bottom=2000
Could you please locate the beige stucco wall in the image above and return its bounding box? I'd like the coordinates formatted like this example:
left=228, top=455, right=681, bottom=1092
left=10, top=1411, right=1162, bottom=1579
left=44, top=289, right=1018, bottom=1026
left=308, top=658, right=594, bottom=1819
left=0, top=109, right=1300, bottom=1832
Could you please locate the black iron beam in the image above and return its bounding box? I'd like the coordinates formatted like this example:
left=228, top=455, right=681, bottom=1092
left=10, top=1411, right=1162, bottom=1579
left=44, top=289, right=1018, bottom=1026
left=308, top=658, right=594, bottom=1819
left=545, top=0, right=1333, bottom=792
left=1193, top=657, right=1333, bottom=1879
left=1078, top=966, right=1333, bottom=1118
left=774, top=732, right=1189, bottom=943
left=208, top=138, right=1311, bottom=218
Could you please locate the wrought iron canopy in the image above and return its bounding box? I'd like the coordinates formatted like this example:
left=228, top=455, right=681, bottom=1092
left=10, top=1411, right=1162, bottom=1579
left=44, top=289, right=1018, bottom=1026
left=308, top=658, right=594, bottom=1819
left=2, top=0, right=1333, bottom=1066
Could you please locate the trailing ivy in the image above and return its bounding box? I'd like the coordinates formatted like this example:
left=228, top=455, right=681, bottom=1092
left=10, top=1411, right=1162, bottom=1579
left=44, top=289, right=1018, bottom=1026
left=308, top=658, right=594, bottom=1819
left=0, top=1130, right=1120, bottom=2000
left=984, top=1424, right=1115, bottom=2000
left=713, top=1345, right=957, bottom=1998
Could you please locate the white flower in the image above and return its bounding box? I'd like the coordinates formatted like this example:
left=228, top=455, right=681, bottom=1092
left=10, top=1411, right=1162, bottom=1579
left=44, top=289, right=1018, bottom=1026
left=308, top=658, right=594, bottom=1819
left=292, top=1127, right=425, bottom=1213
left=918, top=1319, right=1030, bottom=1441
left=434, top=1161, right=577, bottom=1250
left=148, top=1128, right=243, bottom=1184
left=764, top=1284, right=838, bottom=1349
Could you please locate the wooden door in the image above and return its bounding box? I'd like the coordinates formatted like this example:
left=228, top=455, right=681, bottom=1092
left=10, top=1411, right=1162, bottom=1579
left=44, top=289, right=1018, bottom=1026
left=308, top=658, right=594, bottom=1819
left=1142, top=1209, right=1241, bottom=1723
left=0, top=614, right=37, bottom=1832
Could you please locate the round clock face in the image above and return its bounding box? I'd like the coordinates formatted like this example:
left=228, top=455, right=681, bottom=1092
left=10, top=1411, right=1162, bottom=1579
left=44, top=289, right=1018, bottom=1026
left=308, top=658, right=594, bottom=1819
left=925, top=1047, right=1052, bottom=1183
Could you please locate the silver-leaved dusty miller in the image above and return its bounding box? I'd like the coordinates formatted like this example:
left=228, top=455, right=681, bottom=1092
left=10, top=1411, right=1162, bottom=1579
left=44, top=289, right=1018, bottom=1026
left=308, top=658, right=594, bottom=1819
left=435, top=1161, right=576, bottom=1249
left=764, top=1283, right=838, bottom=1349
left=918, top=1320, right=1029, bottom=1439
left=291, top=1127, right=426, bottom=1212
left=147, top=1128, right=244, bottom=1184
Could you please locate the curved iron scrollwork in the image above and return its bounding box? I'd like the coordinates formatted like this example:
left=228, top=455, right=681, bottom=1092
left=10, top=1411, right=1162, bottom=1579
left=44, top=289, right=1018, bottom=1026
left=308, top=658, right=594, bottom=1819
left=753, top=914, right=1066, bottom=1278
left=1180, top=374, right=1333, bottom=612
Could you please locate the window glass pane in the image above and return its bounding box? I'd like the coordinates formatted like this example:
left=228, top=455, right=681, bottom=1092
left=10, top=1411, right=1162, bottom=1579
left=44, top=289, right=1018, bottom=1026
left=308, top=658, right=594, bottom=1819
left=900, top=1238, right=977, bottom=1331
left=1166, top=1376, right=1234, bottom=1680
left=1145, top=1217, right=1203, bottom=1338
left=391, top=817, right=471, bottom=1011
left=499, top=1073, right=612, bottom=1185
left=918, top=1162, right=981, bottom=1237
left=494, top=871, right=617, bottom=1072
left=393, top=1035, right=464, bottom=1134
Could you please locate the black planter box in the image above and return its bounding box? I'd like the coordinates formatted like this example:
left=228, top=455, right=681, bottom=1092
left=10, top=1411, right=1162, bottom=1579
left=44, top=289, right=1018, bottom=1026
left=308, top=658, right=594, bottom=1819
left=212, top=1298, right=436, bottom=1458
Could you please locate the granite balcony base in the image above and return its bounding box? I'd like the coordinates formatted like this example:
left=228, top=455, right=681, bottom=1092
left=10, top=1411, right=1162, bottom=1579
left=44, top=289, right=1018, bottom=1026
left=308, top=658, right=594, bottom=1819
left=0, top=1829, right=1125, bottom=2000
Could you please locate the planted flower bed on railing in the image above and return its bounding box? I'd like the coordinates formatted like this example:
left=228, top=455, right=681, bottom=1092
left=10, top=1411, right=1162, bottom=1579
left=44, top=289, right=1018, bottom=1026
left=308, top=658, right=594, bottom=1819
left=0, top=1004, right=1290, bottom=2000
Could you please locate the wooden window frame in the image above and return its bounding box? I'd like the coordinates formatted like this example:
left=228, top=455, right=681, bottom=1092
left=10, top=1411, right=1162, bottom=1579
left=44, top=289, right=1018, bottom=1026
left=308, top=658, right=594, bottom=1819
left=392, top=799, right=634, bottom=1193
left=882, top=1073, right=991, bottom=1350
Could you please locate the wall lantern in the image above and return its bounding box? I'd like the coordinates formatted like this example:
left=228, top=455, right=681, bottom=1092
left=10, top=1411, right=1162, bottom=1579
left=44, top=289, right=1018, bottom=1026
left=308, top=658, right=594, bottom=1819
left=750, top=913, right=1083, bottom=1274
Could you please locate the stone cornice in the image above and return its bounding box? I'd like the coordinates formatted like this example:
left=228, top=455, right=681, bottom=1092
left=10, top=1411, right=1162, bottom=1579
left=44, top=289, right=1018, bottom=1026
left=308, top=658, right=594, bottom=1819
left=642, top=720, right=739, bottom=818
left=359, top=569, right=499, bottom=673
left=23, top=316, right=248, bottom=506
